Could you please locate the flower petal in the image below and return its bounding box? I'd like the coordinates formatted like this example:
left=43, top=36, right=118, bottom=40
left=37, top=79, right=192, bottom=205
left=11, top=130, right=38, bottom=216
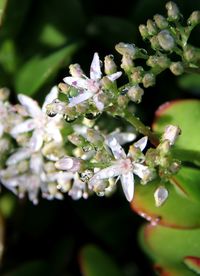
left=120, top=172, right=134, bottom=202
left=108, top=131, right=136, bottom=145
left=6, top=148, right=31, bottom=165
left=107, top=71, right=122, bottom=82
left=30, top=153, right=43, bottom=174
left=106, top=137, right=126, bottom=159
left=133, top=163, right=150, bottom=179
left=18, top=94, right=42, bottom=118
left=68, top=91, right=93, bottom=107
left=29, top=129, right=44, bottom=151
left=0, top=124, right=4, bottom=138
left=63, top=77, right=88, bottom=90
left=42, top=86, right=58, bottom=111
left=90, top=52, right=102, bottom=81
left=10, top=119, right=35, bottom=137
left=93, top=94, right=104, bottom=111
left=134, top=136, right=148, bottom=151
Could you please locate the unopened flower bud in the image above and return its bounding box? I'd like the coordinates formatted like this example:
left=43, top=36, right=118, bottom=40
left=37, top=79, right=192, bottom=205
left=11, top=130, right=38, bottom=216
left=162, top=125, right=181, bottom=145
left=117, top=95, right=129, bottom=107
left=131, top=66, right=144, bottom=83
left=139, top=24, right=149, bottom=39
left=68, top=133, right=85, bottom=146
left=69, top=64, right=84, bottom=77
left=184, top=45, right=200, bottom=64
left=115, top=42, right=137, bottom=57
left=142, top=72, right=155, bottom=88
left=121, top=54, right=134, bottom=73
left=0, top=87, right=10, bottom=101
left=55, top=156, right=83, bottom=172
left=154, top=14, right=168, bottom=29
left=147, top=19, right=158, bottom=36
left=166, top=1, right=180, bottom=21
left=158, top=140, right=171, bottom=156
left=157, top=30, right=175, bottom=51
left=58, top=83, right=70, bottom=94
left=188, top=11, right=200, bottom=26
left=104, top=55, right=117, bottom=75
left=154, top=186, right=168, bottom=207
left=127, top=85, right=144, bottom=103
left=150, top=36, right=160, bottom=50
left=46, top=99, right=67, bottom=116
left=86, top=129, right=103, bottom=144
left=147, top=55, right=170, bottom=69
left=169, top=160, right=181, bottom=174
left=170, top=61, right=184, bottom=75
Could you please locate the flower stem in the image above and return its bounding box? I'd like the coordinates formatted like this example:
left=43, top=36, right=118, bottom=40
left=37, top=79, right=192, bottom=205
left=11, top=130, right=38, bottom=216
left=121, top=108, right=159, bottom=146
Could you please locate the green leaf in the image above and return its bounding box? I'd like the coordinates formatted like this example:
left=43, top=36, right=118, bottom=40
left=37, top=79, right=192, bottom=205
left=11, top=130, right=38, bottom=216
left=131, top=169, right=200, bottom=228
left=178, top=74, right=200, bottom=94
left=140, top=224, right=200, bottom=275
left=0, top=0, right=7, bottom=27
left=80, top=245, right=123, bottom=276
left=0, top=39, right=17, bottom=74
left=153, top=100, right=200, bottom=164
left=14, top=43, right=79, bottom=96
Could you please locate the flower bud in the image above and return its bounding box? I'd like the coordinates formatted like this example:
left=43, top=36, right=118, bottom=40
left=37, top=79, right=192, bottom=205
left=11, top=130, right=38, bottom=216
left=115, top=42, right=137, bottom=57
left=104, top=55, right=117, bottom=75
left=188, top=11, right=200, bottom=26
left=68, top=133, right=85, bottom=146
left=69, top=63, right=84, bottom=77
left=127, top=85, right=144, bottom=103
left=169, top=61, right=184, bottom=76
left=154, top=186, right=168, bottom=207
left=58, top=82, right=70, bottom=94
left=0, top=87, right=10, bottom=101
left=154, top=14, right=168, bottom=29
left=121, top=54, right=134, bottom=73
left=55, top=156, right=83, bottom=172
left=184, top=45, right=200, bottom=64
left=139, top=24, right=149, bottom=39
left=86, top=128, right=103, bottom=144
left=146, top=19, right=158, bottom=36
left=117, top=95, right=129, bottom=107
left=166, top=1, right=180, bottom=21
left=142, top=72, right=155, bottom=88
left=131, top=66, right=144, bottom=83
left=162, top=125, right=181, bottom=145
left=169, top=160, right=181, bottom=174
left=147, top=55, right=170, bottom=69
left=150, top=35, right=160, bottom=50
left=157, top=30, right=175, bottom=51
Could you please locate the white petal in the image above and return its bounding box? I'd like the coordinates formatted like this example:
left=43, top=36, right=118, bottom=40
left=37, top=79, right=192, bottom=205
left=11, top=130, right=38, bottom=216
left=6, top=148, right=31, bottom=165
left=107, top=71, right=122, bottom=82
left=0, top=124, right=4, bottom=138
left=106, top=137, right=126, bottom=159
left=63, top=77, right=88, bottom=90
left=134, top=136, right=148, bottom=151
left=154, top=186, right=168, bottom=207
left=120, top=172, right=134, bottom=202
left=90, top=53, right=102, bottom=81
left=73, top=125, right=88, bottom=136
left=133, top=163, right=150, bottom=179
left=30, top=153, right=43, bottom=174
left=10, top=119, right=35, bottom=137
left=18, top=94, right=42, bottom=118
left=42, top=86, right=58, bottom=111
left=68, top=91, right=93, bottom=107
left=108, top=131, right=136, bottom=145
left=29, top=129, right=44, bottom=151
left=93, top=94, right=104, bottom=111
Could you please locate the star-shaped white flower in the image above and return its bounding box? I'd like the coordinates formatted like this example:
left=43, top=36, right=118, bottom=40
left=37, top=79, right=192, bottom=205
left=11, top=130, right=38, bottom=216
left=89, top=136, right=150, bottom=202
left=63, top=53, right=122, bottom=111
left=10, top=87, right=63, bottom=151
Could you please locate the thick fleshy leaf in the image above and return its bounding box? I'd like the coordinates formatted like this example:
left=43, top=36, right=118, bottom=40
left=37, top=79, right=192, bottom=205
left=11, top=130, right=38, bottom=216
left=15, top=44, right=78, bottom=96
left=131, top=166, right=200, bottom=228
left=178, top=73, right=200, bottom=95
left=79, top=245, right=122, bottom=276
left=140, top=224, right=200, bottom=275
left=184, top=257, right=200, bottom=274
left=153, top=100, right=200, bottom=165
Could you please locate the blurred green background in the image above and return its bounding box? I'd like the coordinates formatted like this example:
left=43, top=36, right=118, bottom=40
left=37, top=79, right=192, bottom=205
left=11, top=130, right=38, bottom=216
left=1, top=0, right=200, bottom=275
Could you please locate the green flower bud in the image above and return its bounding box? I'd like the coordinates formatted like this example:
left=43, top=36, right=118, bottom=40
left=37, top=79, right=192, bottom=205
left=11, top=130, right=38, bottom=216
left=115, top=42, right=137, bottom=56
left=147, top=19, right=158, bottom=36
left=169, top=62, right=184, bottom=75
left=127, top=85, right=144, bottom=103
left=142, top=72, right=156, bottom=88
left=157, top=30, right=175, bottom=51
left=154, top=14, right=168, bottom=29
left=150, top=35, right=160, bottom=50
left=184, top=45, right=200, bottom=64
left=117, top=95, right=129, bottom=107
left=139, top=24, right=149, bottom=39
left=86, top=129, right=103, bottom=144
left=101, top=76, right=113, bottom=90
left=147, top=55, right=170, bottom=69
left=166, top=1, right=180, bottom=21
left=131, top=66, right=144, bottom=83
left=58, top=82, right=70, bottom=94
left=121, top=54, right=134, bottom=73
left=104, top=55, right=117, bottom=75
left=188, top=11, right=200, bottom=26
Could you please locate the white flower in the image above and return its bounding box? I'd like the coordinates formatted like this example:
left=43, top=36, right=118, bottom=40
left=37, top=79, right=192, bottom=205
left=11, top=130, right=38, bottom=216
left=10, top=87, right=63, bottom=151
left=63, top=53, right=122, bottom=111
left=89, top=136, right=149, bottom=202
left=162, top=125, right=181, bottom=145
left=68, top=173, right=88, bottom=200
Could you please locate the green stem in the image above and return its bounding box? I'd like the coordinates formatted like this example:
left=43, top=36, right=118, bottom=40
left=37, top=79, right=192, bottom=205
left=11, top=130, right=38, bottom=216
left=120, top=108, right=160, bottom=146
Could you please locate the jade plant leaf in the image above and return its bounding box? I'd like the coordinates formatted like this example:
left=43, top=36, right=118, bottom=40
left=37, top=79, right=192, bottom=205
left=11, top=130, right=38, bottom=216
left=0, top=0, right=7, bottom=27
left=140, top=224, right=200, bottom=275
left=14, top=43, right=78, bottom=96
left=79, top=244, right=123, bottom=276
left=131, top=168, right=200, bottom=229
left=178, top=73, right=200, bottom=95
